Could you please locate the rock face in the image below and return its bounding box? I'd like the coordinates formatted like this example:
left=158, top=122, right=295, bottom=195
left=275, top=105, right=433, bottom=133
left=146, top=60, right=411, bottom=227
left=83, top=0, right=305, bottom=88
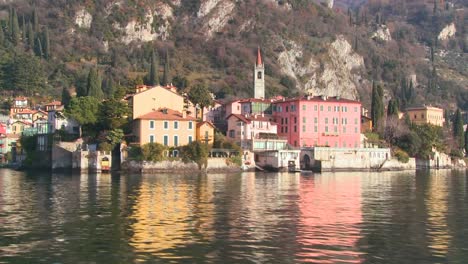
left=438, top=23, right=456, bottom=40
left=371, top=25, right=392, bottom=41
left=198, top=0, right=236, bottom=38
left=74, top=9, right=92, bottom=29
left=278, top=35, right=363, bottom=100
left=118, top=3, right=174, bottom=44
left=315, top=0, right=334, bottom=8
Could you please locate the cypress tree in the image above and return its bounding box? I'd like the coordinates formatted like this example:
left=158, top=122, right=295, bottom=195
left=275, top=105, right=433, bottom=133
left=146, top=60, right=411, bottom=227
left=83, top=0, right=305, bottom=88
left=32, top=7, right=39, bottom=32
left=453, top=109, right=464, bottom=148
left=102, top=76, right=116, bottom=99
left=148, top=49, right=159, bottom=86
left=11, top=9, right=20, bottom=45
left=8, top=6, right=12, bottom=37
left=371, top=81, right=384, bottom=130
left=163, top=50, right=170, bottom=86
left=27, top=23, right=34, bottom=50
left=87, top=67, right=104, bottom=99
left=0, top=26, right=4, bottom=46
left=387, top=99, right=399, bottom=117
left=464, top=125, right=468, bottom=156
left=43, top=27, right=50, bottom=60
left=61, top=87, right=72, bottom=106
left=34, top=36, right=43, bottom=57
left=21, top=15, right=26, bottom=42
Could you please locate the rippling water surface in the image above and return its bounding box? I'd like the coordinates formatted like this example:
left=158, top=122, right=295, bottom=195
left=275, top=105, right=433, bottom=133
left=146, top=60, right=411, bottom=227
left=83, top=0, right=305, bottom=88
left=1, top=169, right=467, bottom=263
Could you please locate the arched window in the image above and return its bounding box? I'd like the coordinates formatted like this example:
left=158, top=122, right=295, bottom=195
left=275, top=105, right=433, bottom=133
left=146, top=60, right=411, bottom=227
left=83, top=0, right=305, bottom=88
left=257, top=71, right=262, bottom=79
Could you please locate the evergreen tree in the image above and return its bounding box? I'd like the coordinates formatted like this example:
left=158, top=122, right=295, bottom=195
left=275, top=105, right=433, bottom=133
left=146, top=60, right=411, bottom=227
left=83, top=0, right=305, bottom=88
left=61, top=87, right=71, bottom=106
left=188, top=83, right=214, bottom=118
left=371, top=81, right=384, bottom=130
left=86, top=67, right=103, bottom=99
left=11, top=9, right=20, bottom=45
left=387, top=99, right=399, bottom=117
left=102, top=76, right=116, bottom=99
left=34, top=36, right=43, bottom=57
left=43, top=27, right=50, bottom=60
left=163, top=50, right=170, bottom=86
left=27, top=23, right=34, bottom=50
left=21, top=15, right=26, bottom=43
left=148, top=50, right=159, bottom=86
left=32, top=7, right=39, bottom=32
left=453, top=109, right=464, bottom=148
left=0, top=26, right=4, bottom=46
left=464, top=125, right=468, bottom=156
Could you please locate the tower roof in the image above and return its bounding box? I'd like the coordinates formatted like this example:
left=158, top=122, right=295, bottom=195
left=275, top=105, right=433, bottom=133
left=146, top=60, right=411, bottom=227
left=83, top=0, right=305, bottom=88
left=256, top=47, right=263, bottom=66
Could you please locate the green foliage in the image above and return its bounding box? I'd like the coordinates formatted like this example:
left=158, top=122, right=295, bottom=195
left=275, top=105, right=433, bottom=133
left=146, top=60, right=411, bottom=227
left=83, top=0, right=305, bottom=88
left=387, top=99, right=399, bottom=117
left=99, top=99, right=130, bottom=130
left=147, top=49, right=159, bottom=86
left=65, top=96, right=100, bottom=125
left=105, top=128, right=124, bottom=147
left=86, top=67, right=103, bottom=99
left=394, top=149, right=409, bottom=163
left=371, top=82, right=384, bottom=131
left=9, top=53, right=46, bottom=94
left=464, top=125, right=468, bottom=157
left=188, top=83, right=213, bottom=117
left=453, top=109, right=464, bottom=149
left=27, top=23, right=34, bottom=50
left=43, top=27, right=50, bottom=60
left=396, top=124, right=443, bottom=159
left=180, top=141, right=209, bottom=170
left=11, top=9, right=20, bottom=45
left=162, top=50, right=170, bottom=86
left=141, top=143, right=166, bottom=162
left=61, top=87, right=71, bottom=106
left=98, top=142, right=112, bottom=152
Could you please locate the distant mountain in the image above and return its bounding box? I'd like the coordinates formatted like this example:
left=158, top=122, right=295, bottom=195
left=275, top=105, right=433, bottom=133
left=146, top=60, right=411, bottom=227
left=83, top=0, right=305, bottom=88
left=0, top=0, right=466, bottom=111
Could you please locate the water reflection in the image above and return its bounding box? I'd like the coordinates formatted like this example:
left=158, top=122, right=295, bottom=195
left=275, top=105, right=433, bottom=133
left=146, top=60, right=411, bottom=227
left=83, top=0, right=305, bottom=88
left=297, top=173, right=363, bottom=263
left=1, top=169, right=468, bottom=263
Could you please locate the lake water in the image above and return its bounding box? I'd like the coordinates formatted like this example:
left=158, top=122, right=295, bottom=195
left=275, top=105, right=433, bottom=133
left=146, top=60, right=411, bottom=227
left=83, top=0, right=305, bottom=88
left=0, top=169, right=467, bottom=263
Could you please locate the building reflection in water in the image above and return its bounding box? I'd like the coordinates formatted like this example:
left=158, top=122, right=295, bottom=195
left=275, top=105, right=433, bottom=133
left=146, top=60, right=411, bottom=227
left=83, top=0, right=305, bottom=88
left=296, top=173, right=363, bottom=263
left=129, top=174, right=215, bottom=259
left=425, top=171, right=451, bottom=258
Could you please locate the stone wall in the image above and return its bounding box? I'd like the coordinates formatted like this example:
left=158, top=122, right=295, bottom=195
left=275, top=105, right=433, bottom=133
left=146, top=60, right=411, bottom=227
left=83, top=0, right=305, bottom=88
left=122, top=158, right=241, bottom=173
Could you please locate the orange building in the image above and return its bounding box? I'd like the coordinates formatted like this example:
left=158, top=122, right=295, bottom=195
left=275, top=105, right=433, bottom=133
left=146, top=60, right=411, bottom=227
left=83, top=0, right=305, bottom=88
left=406, top=106, right=444, bottom=127
left=133, top=108, right=196, bottom=147
left=196, top=121, right=215, bottom=145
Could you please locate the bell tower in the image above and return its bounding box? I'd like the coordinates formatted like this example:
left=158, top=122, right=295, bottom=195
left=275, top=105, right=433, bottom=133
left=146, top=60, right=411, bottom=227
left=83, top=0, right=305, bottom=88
left=254, top=47, right=265, bottom=99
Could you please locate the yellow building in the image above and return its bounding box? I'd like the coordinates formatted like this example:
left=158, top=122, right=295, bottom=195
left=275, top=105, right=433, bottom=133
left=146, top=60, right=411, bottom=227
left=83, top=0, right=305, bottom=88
left=133, top=108, right=196, bottom=147
left=196, top=121, right=215, bottom=145
left=406, top=106, right=444, bottom=126
left=130, top=85, right=195, bottom=119
left=32, top=110, right=48, bottom=122
left=11, top=121, right=32, bottom=135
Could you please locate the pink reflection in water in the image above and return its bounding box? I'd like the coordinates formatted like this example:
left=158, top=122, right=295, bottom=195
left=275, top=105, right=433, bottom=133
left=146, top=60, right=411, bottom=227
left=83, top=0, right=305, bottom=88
left=296, top=174, right=364, bottom=263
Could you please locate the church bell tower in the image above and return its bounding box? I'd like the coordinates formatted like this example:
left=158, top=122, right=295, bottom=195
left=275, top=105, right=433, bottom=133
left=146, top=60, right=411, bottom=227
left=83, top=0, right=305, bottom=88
left=254, top=47, right=265, bottom=99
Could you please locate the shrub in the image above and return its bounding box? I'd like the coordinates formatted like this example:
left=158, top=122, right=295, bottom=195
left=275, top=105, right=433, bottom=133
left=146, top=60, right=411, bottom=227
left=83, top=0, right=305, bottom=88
left=180, top=141, right=209, bottom=170
left=141, top=143, right=166, bottom=162
left=394, top=149, right=409, bottom=163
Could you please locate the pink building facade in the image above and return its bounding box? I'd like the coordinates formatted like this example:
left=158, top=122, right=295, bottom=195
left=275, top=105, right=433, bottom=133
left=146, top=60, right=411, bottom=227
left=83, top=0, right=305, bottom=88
left=226, top=114, right=277, bottom=148
left=273, top=96, right=361, bottom=148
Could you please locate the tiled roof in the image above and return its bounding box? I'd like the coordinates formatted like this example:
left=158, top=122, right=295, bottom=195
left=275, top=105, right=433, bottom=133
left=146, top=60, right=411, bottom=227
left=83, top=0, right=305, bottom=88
left=273, top=96, right=361, bottom=104
left=196, top=121, right=216, bottom=128
left=45, top=101, right=62, bottom=106
left=137, top=108, right=196, bottom=121
left=227, top=113, right=274, bottom=123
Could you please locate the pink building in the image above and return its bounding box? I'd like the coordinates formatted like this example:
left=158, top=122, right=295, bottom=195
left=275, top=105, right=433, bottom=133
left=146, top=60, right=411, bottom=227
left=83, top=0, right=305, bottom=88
left=272, top=96, right=361, bottom=148
left=226, top=114, right=277, bottom=148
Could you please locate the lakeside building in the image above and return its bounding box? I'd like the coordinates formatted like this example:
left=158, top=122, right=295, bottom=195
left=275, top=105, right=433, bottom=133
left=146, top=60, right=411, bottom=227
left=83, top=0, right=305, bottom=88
left=272, top=96, right=362, bottom=148
left=133, top=108, right=196, bottom=147
left=405, top=106, right=444, bottom=126
left=226, top=113, right=277, bottom=149
left=196, top=121, right=215, bottom=145
left=130, top=84, right=196, bottom=119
